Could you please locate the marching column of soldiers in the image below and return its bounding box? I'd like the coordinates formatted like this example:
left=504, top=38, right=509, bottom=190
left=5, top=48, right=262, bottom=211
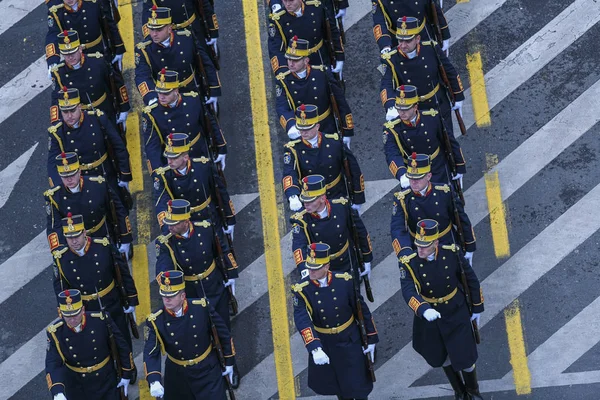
left=35, top=0, right=486, bottom=398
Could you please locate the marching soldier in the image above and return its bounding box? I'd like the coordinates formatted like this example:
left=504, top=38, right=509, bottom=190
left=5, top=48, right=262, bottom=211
left=135, top=6, right=220, bottom=109
left=291, top=175, right=372, bottom=276
left=275, top=37, right=354, bottom=143
left=47, top=87, right=132, bottom=200
left=143, top=270, right=236, bottom=399
left=292, top=243, right=378, bottom=399
left=141, top=69, right=226, bottom=174
left=49, top=30, right=131, bottom=132
left=45, top=289, right=134, bottom=400
left=383, top=85, right=466, bottom=187
left=153, top=133, right=235, bottom=239
left=282, top=104, right=365, bottom=212
left=45, top=0, right=125, bottom=71
left=390, top=153, right=475, bottom=264
left=51, top=214, right=138, bottom=349
left=372, top=0, right=450, bottom=55
left=44, top=152, right=132, bottom=255
left=268, top=0, right=344, bottom=77
left=399, top=219, right=484, bottom=400
left=380, top=16, right=465, bottom=135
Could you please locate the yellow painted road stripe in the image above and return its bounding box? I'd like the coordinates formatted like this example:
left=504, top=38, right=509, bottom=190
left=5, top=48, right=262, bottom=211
left=466, top=52, right=491, bottom=127
left=485, top=154, right=510, bottom=258
left=505, top=300, right=532, bottom=395
left=456, top=0, right=470, bottom=4
left=242, top=0, right=295, bottom=398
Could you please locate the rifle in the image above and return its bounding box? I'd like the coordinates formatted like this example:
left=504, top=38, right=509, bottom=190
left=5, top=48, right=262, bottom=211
left=210, top=217, right=239, bottom=316
left=98, top=0, right=117, bottom=60
left=112, top=249, right=140, bottom=339
left=200, top=182, right=236, bottom=274
left=104, top=59, right=128, bottom=142
left=349, top=256, right=376, bottom=382
left=428, top=0, right=444, bottom=44
left=329, top=0, right=346, bottom=45
left=96, top=287, right=128, bottom=400
left=187, top=1, right=220, bottom=69
left=322, top=17, right=343, bottom=84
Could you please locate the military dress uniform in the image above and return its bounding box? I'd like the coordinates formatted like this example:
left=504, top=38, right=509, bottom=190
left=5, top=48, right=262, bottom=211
left=292, top=244, right=378, bottom=399
left=283, top=104, right=365, bottom=204
left=383, top=86, right=465, bottom=184
left=45, top=0, right=125, bottom=67
left=144, top=271, right=235, bottom=399
left=45, top=289, right=134, bottom=400
left=372, top=0, right=449, bottom=52
left=291, top=176, right=372, bottom=274
left=268, top=0, right=343, bottom=73
left=390, top=153, right=475, bottom=258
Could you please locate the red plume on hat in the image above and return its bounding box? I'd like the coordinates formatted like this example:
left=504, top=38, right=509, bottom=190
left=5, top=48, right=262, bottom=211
left=299, top=104, right=306, bottom=111
left=67, top=212, right=73, bottom=218
left=62, top=86, right=68, bottom=92
left=420, top=221, right=426, bottom=228
left=64, top=289, right=70, bottom=296
left=164, top=271, right=170, bottom=278
left=63, top=30, right=69, bottom=36
left=400, top=85, right=405, bottom=91
left=310, top=243, right=317, bottom=250
left=402, top=16, right=407, bottom=22
left=151, top=4, right=157, bottom=10
left=411, top=152, right=417, bottom=160
left=293, top=35, right=298, bottom=41
left=61, top=152, right=67, bottom=158
left=160, top=68, right=167, bottom=75
left=168, top=200, right=173, bottom=206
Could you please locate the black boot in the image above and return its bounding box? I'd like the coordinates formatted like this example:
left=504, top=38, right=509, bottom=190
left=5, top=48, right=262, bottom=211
left=231, top=364, right=240, bottom=389
left=462, top=367, right=484, bottom=400
left=443, top=365, right=467, bottom=400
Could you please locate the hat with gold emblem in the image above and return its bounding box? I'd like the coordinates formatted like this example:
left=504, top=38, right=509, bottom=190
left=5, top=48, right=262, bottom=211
left=147, top=5, right=172, bottom=29
left=395, top=85, right=419, bottom=110
left=163, top=133, right=191, bottom=158
left=414, top=219, right=439, bottom=247
left=163, top=199, right=191, bottom=225
left=62, top=212, right=85, bottom=237
left=295, top=104, right=319, bottom=130
left=57, top=30, right=81, bottom=54
left=58, top=86, right=81, bottom=111
left=395, top=16, right=425, bottom=40
left=405, top=152, right=431, bottom=180
left=305, top=243, right=330, bottom=270
left=300, top=175, right=326, bottom=202
left=155, top=68, right=179, bottom=93
left=55, top=152, right=80, bottom=177
left=58, top=289, right=84, bottom=316
left=285, top=35, right=311, bottom=60
left=157, top=270, right=185, bottom=297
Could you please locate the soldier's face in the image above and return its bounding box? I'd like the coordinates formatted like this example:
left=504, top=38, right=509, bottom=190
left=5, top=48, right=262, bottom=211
left=287, top=57, right=308, bottom=73
left=162, top=291, right=186, bottom=312
left=167, top=153, right=188, bottom=170
left=63, top=48, right=82, bottom=66
left=158, top=89, right=178, bottom=106
left=303, top=195, right=326, bottom=213
left=63, top=308, right=84, bottom=328
left=168, top=220, right=189, bottom=236
left=308, top=264, right=329, bottom=280
left=61, top=170, right=81, bottom=189
left=398, top=105, right=418, bottom=121
left=398, top=35, right=419, bottom=53
left=300, top=124, right=319, bottom=140
left=149, top=25, right=171, bottom=43
left=409, top=173, right=431, bottom=192
left=282, top=0, right=302, bottom=13
left=417, top=241, right=438, bottom=259
left=61, top=106, right=82, bottom=127
left=63, top=0, right=78, bottom=7
left=66, top=232, right=87, bottom=251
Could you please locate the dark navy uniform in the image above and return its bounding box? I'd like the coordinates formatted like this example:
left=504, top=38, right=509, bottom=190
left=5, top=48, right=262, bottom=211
left=144, top=298, right=235, bottom=399
left=47, top=109, right=132, bottom=188
left=51, top=237, right=138, bottom=347
left=142, top=92, right=226, bottom=173
left=45, top=0, right=124, bottom=67
left=282, top=132, right=365, bottom=204
left=275, top=66, right=354, bottom=137
left=383, top=109, right=466, bottom=184
left=292, top=271, right=378, bottom=398
left=291, top=198, right=372, bottom=273
left=399, top=245, right=483, bottom=371
left=141, top=0, right=219, bottom=42
left=268, top=1, right=343, bottom=73
left=372, top=0, right=449, bottom=52
left=390, top=183, right=475, bottom=257
left=153, top=159, right=235, bottom=232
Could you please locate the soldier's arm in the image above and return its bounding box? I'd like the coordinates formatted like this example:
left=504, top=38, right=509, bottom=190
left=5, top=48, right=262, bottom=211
left=326, top=69, right=354, bottom=136
left=112, top=247, right=139, bottom=305
left=275, top=79, right=296, bottom=133
left=214, top=230, right=240, bottom=279
left=212, top=168, right=236, bottom=225
left=436, top=116, right=466, bottom=173
left=98, top=1, right=126, bottom=55
left=353, top=288, right=379, bottom=344
left=192, top=35, right=221, bottom=97
left=450, top=189, right=476, bottom=252
left=45, top=329, right=67, bottom=396
left=337, top=0, right=349, bottom=9
left=342, top=143, right=366, bottom=204
left=99, top=112, right=133, bottom=182
left=399, top=261, right=431, bottom=318
left=291, top=220, right=309, bottom=271
left=323, top=4, right=344, bottom=62
left=47, top=131, right=62, bottom=187
left=349, top=207, right=373, bottom=262
left=134, top=46, right=156, bottom=105
left=45, top=193, right=62, bottom=251
left=141, top=113, right=165, bottom=174
left=143, top=318, right=164, bottom=385
left=51, top=259, right=64, bottom=296
left=208, top=304, right=236, bottom=366
left=371, top=1, right=392, bottom=51
left=292, top=288, right=322, bottom=352
left=390, top=198, right=415, bottom=257
left=202, top=0, right=219, bottom=38
left=267, top=19, right=286, bottom=74
left=282, top=146, right=301, bottom=200
left=383, top=129, right=407, bottom=181
left=205, top=108, right=227, bottom=154
left=154, top=239, right=175, bottom=277
left=435, top=44, right=465, bottom=102
left=380, top=56, right=399, bottom=110
left=153, top=173, right=172, bottom=235
left=457, top=252, right=484, bottom=313
left=104, top=312, right=135, bottom=378
left=109, top=65, right=132, bottom=113
left=45, top=12, right=62, bottom=67
left=106, top=182, right=133, bottom=243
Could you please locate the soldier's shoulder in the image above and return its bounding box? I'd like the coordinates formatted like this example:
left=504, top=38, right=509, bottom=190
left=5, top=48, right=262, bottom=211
left=290, top=209, right=308, bottom=221
left=136, top=40, right=153, bottom=50
left=153, top=165, right=171, bottom=175
left=334, top=272, right=353, bottom=281
left=441, top=243, right=460, bottom=253
left=43, top=185, right=62, bottom=197
left=86, top=51, right=104, bottom=59
left=48, top=3, right=64, bottom=12
left=381, top=48, right=398, bottom=60
left=92, top=237, right=111, bottom=246
left=48, top=121, right=63, bottom=133
left=284, top=139, right=301, bottom=148
left=384, top=118, right=401, bottom=129
left=176, top=28, right=192, bottom=37
left=323, top=132, right=340, bottom=141
left=146, top=308, right=164, bottom=322
left=330, top=197, right=349, bottom=206
left=192, top=220, right=212, bottom=229
left=142, top=102, right=159, bottom=114
left=51, top=246, right=69, bottom=259
left=399, top=252, right=418, bottom=265
left=46, top=319, right=64, bottom=333
left=269, top=9, right=287, bottom=21
left=86, top=109, right=104, bottom=117
left=421, top=40, right=439, bottom=47
left=421, top=108, right=440, bottom=117
left=156, top=233, right=173, bottom=244
left=433, top=184, right=451, bottom=193
left=394, top=188, right=412, bottom=200
left=182, top=91, right=199, bottom=98
left=311, top=65, right=328, bottom=72
left=305, top=0, right=322, bottom=7
left=275, top=69, right=292, bottom=81
left=50, top=62, right=65, bottom=72
left=88, top=175, right=106, bottom=184
left=191, top=298, right=208, bottom=307
left=291, top=280, right=310, bottom=292
left=191, top=156, right=211, bottom=164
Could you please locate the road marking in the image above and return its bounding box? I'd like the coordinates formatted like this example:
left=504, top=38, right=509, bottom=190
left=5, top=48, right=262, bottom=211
left=0, top=0, right=42, bottom=36
left=242, top=0, right=295, bottom=396
left=0, top=329, right=46, bottom=399
left=465, top=52, right=490, bottom=127
left=0, top=142, right=37, bottom=209
left=456, top=0, right=600, bottom=133
left=505, top=300, right=531, bottom=394
left=484, top=154, right=510, bottom=258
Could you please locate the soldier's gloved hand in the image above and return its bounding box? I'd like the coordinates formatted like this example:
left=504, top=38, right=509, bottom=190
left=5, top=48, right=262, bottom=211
left=116, top=111, right=129, bottom=125
left=331, top=61, right=344, bottom=80
left=123, top=305, right=135, bottom=314
left=452, top=173, right=463, bottom=188
left=119, top=243, right=131, bottom=260
left=223, top=279, right=236, bottom=296
left=334, top=8, right=346, bottom=19
left=206, top=38, right=217, bottom=46
left=206, top=96, right=218, bottom=113
left=442, top=39, right=450, bottom=57
left=362, top=343, right=376, bottom=362
left=360, top=262, right=371, bottom=279
left=222, top=365, right=234, bottom=383
left=452, top=100, right=463, bottom=117
left=289, top=195, right=302, bottom=211
left=150, top=381, right=165, bottom=398
left=400, top=174, right=410, bottom=189
left=439, top=0, right=443, bottom=8
left=351, top=203, right=361, bottom=215
left=386, top=107, right=399, bottom=121
left=470, top=313, right=481, bottom=327
left=223, top=225, right=235, bottom=240
left=117, top=378, right=130, bottom=396
left=380, top=47, right=391, bottom=55
left=215, top=154, right=226, bottom=171
left=112, top=54, right=123, bottom=71
left=342, top=136, right=351, bottom=148
left=464, top=251, right=473, bottom=266
left=423, top=308, right=441, bottom=322
left=54, top=394, right=68, bottom=400
left=311, top=347, right=330, bottom=365
left=287, top=126, right=301, bottom=140
left=118, top=180, right=130, bottom=192
left=48, top=64, right=57, bottom=80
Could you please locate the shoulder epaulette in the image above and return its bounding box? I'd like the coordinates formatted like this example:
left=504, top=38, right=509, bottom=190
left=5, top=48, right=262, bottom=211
left=399, top=252, right=417, bottom=264
left=311, top=65, right=327, bottom=71
left=182, top=91, right=198, bottom=98
left=192, top=220, right=211, bottom=228
left=83, top=0, right=97, bottom=3
left=421, top=109, right=439, bottom=117
left=176, top=29, right=191, bottom=37
left=192, top=157, right=210, bottom=164
left=93, top=237, right=110, bottom=246
left=290, top=209, right=307, bottom=220
left=394, top=188, right=412, bottom=201
left=284, top=139, right=301, bottom=148
left=421, top=40, right=438, bottom=47
left=142, top=102, right=159, bottom=114
left=305, top=0, right=322, bottom=7
left=146, top=309, right=163, bottom=322
left=47, top=320, right=64, bottom=333
left=331, top=197, right=349, bottom=205
left=291, top=281, right=310, bottom=292
left=384, top=119, right=400, bottom=129
left=48, top=122, right=63, bottom=134
left=87, top=109, right=103, bottom=117
left=192, top=298, right=207, bottom=307
left=269, top=9, right=287, bottom=21
left=154, top=165, right=171, bottom=176
left=334, top=272, right=352, bottom=281
left=50, top=63, right=65, bottom=72
left=87, top=52, right=103, bottom=58
left=52, top=247, right=69, bottom=259
left=275, top=70, right=292, bottom=81
left=381, top=49, right=398, bottom=60
left=49, top=4, right=64, bottom=12
left=89, top=175, right=106, bottom=183
left=434, top=184, right=450, bottom=193
left=90, top=312, right=105, bottom=319
left=441, top=243, right=460, bottom=253
left=44, top=185, right=61, bottom=197
left=324, top=133, right=339, bottom=140
left=156, top=233, right=173, bottom=244
left=136, top=40, right=152, bottom=50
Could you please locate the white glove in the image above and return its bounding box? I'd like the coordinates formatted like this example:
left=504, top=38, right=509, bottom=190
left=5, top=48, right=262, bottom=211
left=148, top=97, right=158, bottom=106
left=334, top=8, right=346, bottom=19
left=150, top=381, right=165, bottom=398
left=223, top=225, right=235, bottom=240
left=289, top=195, right=302, bottom=211
left=206, top=96, right=218, bottom=113
left=342, top=136, right=351, bottom=148
left=111, top=54, right=123, bottom=71
left=464, top=251, right=473, bottom=266
left=423, top=308, right=441, bottom=322
left=117, top=378, right=130, bottom=396
left=118, top=243, right=131, bottom=259
left=311, top=347, right=330, bottom=365
left=118, top=180, right=130, bottom=191
left=116, top=111, right=129, bottom=125
left=452, top=173, right=463, bottom=189
left=362, top=343, right=376, bottom=362
left=400, top=174, right=410, bottom=189
left=331, top=61, right=344, bottom=80
left=439, top=0, right=443, bottom=8
left=223, top=279, right=236, bottom=296
left=271, top=3, right=282, bottom=12
left=470, top=312, right=481, bottom=327
left=54, top=394, right=67, bottom=400
left=222, top=365, right=234, bottom=383
left=380, top=47, right=391, bottom=55
left=123, top=305, right=135, bottom=314
left=452, top=100, right=463, bottom=116
left=206, top=38, right=217, bottom=46
left=386, top=107, right=399, bottom=121
left=48, top=64, right=57, bottom=80
left=287, top=126, right=301, bottom=140
left=215, top=154, right=226, bottom=171
left=360, top=262, right=371, bottom=279
left=351, top=203, right=361, bottom=215
left=442, top=39, right=450, bottom=56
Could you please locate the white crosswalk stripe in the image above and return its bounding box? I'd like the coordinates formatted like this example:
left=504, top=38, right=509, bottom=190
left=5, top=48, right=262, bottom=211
left=0, top=0, right=43, bottom=36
